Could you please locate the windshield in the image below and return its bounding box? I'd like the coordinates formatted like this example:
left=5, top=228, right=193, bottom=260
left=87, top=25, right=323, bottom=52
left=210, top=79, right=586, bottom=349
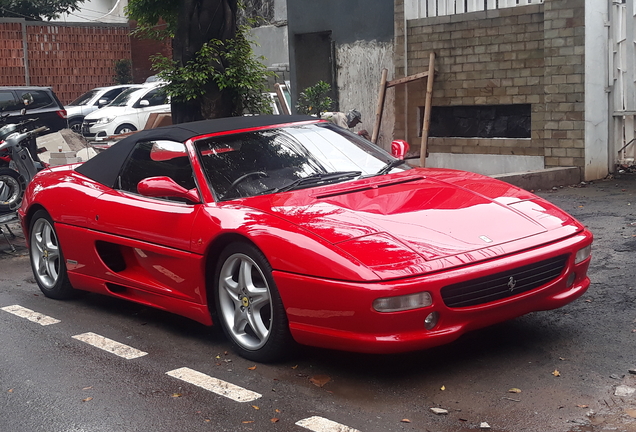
left=108, top=87, right=145, bottom=107
left=195, top=123, right=410, bottom=201
left=69, top=90, right=99, bottom=106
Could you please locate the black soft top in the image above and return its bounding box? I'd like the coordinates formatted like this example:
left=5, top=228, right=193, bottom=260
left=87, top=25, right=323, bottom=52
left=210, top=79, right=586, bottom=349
left=75, top=115, right=316, bottom=188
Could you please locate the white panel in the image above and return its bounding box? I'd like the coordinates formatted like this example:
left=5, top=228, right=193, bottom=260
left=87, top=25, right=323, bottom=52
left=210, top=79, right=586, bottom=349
left=467, top=0, right=482, bottom=13
left=405, top=0, right=419, bottom=20
left=427, top=0, right=437, bottom=17
left=456, top=0, right=465, bottom=14
left=438, top=0, right=449, bottom=16
left=486, top=0, right=497, bottom=11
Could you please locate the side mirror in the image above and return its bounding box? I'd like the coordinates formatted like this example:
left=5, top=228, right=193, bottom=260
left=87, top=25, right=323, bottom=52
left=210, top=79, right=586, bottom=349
left=137, top=176, right=200, bottom=204
left=22, top=93, right=34, bottom=106
left=139, top=100, right=150, bottom=107
left=391, top=140, right=410, bottom=160
left=97, top=98, right=109, bottom=107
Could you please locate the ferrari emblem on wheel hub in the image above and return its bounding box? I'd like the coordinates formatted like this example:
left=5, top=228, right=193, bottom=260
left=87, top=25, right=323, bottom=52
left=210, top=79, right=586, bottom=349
left=241, top=296, right=250, bottom=307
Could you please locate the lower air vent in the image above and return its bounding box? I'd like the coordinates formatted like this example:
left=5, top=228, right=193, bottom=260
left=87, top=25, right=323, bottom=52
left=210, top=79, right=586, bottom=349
left=441, top=255, right=568, bottom=308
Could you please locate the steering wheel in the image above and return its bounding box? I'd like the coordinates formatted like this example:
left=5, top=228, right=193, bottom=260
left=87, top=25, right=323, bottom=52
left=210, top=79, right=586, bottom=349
left=227, top=171, right=268, bottom=194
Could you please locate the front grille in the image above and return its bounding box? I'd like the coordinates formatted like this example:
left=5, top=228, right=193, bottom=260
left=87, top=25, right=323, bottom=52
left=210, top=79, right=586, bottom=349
left=82, top=120, right=97, bottom=136
left=440, top=255, right=568, bottom=308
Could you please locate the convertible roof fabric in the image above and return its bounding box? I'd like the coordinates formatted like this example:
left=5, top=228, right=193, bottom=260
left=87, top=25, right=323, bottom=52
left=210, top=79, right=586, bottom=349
left=75, top=115, right=317, bottom=188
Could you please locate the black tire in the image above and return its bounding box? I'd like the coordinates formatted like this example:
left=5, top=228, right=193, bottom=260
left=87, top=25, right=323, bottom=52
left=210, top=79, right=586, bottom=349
left=68, top=119, right=83, bottom=134
left=214, top=242, right=294, bottom=362
left=0, top=168, right=26, bottom=213
left=114, top=124, right=137, bottom=134
left=29, top=210, right=78, bottom=299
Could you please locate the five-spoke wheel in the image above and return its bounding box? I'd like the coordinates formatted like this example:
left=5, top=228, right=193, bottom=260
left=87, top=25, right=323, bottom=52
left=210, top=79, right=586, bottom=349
left=215, top=242, right=293, bottom=362
left=29, top=210, right=77, bottom=299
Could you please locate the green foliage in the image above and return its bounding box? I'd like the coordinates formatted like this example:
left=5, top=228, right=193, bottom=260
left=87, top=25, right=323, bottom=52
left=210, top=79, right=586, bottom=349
left=151, top=24, right=274, bottom=116
left=126, top=0, right=179, bottom=39
left=0, top=0, right=84, bottom=20
left=113, top=59, right=133, bottom=84
left=296, top=81, right=333, bottom=116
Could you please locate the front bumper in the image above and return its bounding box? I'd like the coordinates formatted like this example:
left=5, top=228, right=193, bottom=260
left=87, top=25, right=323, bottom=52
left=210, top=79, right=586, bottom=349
left=274, top=231, right=593, bottom=354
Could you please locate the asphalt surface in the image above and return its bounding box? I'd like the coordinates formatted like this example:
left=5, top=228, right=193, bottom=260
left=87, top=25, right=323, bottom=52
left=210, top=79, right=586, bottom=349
left=1, top=174, right=636, bottom=432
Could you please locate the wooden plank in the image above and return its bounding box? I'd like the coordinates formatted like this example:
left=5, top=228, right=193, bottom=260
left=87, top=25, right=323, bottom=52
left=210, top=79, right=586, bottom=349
left=420, top=52, right=436, bottom=167
left=386, top=70, right=431, bottom=88
left=371, top=68, right=389, bottom=144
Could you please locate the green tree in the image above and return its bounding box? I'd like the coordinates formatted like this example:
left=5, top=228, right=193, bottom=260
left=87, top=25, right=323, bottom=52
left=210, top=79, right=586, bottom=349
left=0, top=0, right=84, bottom=21
left=127, top=0, right=273, bottom=123
left=296, top=81, right=334, bottom=117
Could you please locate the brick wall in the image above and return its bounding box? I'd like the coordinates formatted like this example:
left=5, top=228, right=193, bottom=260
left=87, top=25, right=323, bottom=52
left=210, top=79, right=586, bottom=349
left=0, top=19, right=131, bottom=105
left=394, top=0, right=585, bottom=170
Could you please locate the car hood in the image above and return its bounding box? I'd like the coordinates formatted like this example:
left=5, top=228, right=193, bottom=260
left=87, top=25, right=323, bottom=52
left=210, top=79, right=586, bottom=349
left=238, top=170, right=581, bottom=274
left=84, top=105, right=128, bottom=120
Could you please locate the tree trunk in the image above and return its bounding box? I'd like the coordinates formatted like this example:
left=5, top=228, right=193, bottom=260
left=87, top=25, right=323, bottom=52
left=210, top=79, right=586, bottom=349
left=171, top=0, right=238, bottom=124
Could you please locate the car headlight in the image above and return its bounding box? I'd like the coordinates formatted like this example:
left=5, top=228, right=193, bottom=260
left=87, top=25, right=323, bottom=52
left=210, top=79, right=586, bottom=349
left=373, top=292, right=432, bottom=313
left=96, top=117, right=114, bottom=124
left=574, top=244, right=591, bottom=264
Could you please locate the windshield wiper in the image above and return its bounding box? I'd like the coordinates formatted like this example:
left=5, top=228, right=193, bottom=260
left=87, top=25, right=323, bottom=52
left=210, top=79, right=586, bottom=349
left=375, top=159, right=406, bottom=176
left=272, top=171, right=362, bottom=193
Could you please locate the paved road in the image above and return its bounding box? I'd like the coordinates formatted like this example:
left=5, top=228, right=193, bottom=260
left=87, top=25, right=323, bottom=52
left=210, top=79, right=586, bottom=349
left=1, top=174, right=636, bottom=432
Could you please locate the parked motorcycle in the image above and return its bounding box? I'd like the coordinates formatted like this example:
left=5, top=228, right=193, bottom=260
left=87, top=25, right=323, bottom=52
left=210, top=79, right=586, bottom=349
left=0, top=93, right=48, bottom=214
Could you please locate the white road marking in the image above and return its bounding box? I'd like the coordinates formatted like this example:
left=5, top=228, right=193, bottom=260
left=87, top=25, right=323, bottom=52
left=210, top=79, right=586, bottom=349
left=1, top=305, right=60, bottom=326
left=166, top=367, right=261, bottom=402
left=72, top=332, right=147, bottom=359
left=296, top=416, right=361, bottom=432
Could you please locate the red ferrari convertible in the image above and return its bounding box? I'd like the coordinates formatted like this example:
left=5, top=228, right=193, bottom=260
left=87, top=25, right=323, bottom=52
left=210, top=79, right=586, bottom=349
left=19, top=115, right=592, bottom=362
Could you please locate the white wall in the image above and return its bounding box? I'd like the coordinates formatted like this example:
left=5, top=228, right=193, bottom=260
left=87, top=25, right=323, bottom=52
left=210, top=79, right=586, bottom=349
left=336, top=40, right=394, bottom=149
left=584, top=0, right=610, bottom=180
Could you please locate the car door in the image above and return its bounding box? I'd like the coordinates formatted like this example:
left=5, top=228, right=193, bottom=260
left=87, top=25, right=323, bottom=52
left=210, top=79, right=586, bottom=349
left=135, top=87, right=170, bottom=129
left=87, top=139, right=205, bottom=303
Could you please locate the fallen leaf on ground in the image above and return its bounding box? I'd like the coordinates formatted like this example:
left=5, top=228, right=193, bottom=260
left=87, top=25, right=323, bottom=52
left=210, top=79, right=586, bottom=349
left=577, top=404, right=589, bottom=408
left=309, top=375, right=331, bottom=387
left=242, top=420, right=254, bottom=424
left=275, top=409, right=281, bottom=413
left=508, top=388, right=521, bottom=393
left=552, top=370, right=561, bottom=377
left=82, top=386, right=92, bottom=390
left=7, top=389, right=13, bottom=393
left=82, top=397, right=93, bottom=402
left=291, top=365, right=298, bottom=369
left=440, top=385, right=445, bottom=391
left=252, top=405, right=260, bottom=410
left=401, top=419, right=411, bottom=423
left=626, top=409, right=636, bottom=418
left=248, top=366, right=257, bottom=370
left=171, top=393, right=182, bottom=398
left=271, top=418, right=279, bottom=423
left=559, top=357, right=567, bottom=361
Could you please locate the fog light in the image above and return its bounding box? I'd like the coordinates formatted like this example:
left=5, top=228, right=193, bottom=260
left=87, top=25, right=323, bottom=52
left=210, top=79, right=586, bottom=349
left=566, top=272, right=576, bottom=287
left=373, top=292, right=432, bottom=313
left=575, top=245, right=591, bottom=264
left=424, top=312, right=439, bottom=330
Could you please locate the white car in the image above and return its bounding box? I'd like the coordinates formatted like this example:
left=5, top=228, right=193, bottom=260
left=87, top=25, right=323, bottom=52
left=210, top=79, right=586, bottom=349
left=81, top=84, right=170, bottom=140
left=65, top=85, right=138, bottom=133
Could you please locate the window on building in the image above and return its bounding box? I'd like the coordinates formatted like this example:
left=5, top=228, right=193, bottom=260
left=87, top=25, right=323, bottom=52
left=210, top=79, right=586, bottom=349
left=419, top=104, right=531, bottom=138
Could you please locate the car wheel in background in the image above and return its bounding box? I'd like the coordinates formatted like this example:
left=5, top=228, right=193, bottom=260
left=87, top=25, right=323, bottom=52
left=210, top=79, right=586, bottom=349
left=115, top=124, right=137, bottom=134
left=29, top=210, right=78, bottom=299
left=68, top=119, right=83, bottom=134
left=0, top=168, right=26, bottom=213
left=214, top=242, right=294, bottom=362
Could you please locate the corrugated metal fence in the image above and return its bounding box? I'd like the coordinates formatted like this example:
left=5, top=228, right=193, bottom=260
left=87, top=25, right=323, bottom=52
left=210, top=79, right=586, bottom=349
left=0, top=19, right=131, bottom=104
left=405, top=0, right=544, bottom=19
